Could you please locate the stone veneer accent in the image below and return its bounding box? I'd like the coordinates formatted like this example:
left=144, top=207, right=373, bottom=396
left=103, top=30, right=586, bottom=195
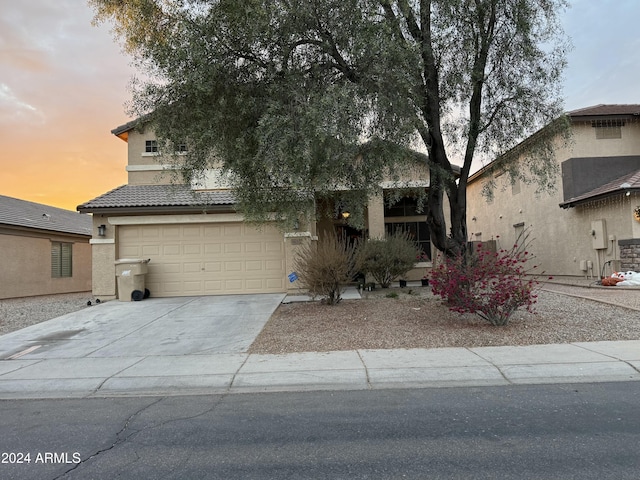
left=619, top=238, right=640, bottom=271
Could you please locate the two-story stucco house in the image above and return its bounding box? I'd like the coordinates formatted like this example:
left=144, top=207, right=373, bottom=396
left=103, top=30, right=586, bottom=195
left=466, top=104, right=640, bottom=279
left=78, top=120, right=440, bottom=299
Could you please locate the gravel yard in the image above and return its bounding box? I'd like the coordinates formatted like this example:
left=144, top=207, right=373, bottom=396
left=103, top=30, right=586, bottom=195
left=0, top=292, right=95, bottom=335
left=249, top=287, right=640, bottom=354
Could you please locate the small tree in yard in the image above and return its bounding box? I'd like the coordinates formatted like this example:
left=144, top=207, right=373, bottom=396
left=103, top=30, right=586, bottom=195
left=294, top=234, right=358, bottom=305
left=357, top=232, right=419, bottom=288
left=431, top=237, right=541, bottom=326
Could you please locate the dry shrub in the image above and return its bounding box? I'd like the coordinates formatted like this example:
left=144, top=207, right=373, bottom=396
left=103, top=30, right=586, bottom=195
left=294, top=233, right=358, bottom=305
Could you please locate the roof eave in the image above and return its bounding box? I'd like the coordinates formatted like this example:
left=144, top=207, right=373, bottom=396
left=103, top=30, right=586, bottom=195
left=559, top=188, right=640, bottom=209
left=111, top=117, right=146, bottom=142
left=0, top=223, right=91, bottom=239
left=77, top=204, right=237, bottom=215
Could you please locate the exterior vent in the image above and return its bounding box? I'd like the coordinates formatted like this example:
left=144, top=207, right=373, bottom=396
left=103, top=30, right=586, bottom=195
left=592, top=119, right=624, bottom=139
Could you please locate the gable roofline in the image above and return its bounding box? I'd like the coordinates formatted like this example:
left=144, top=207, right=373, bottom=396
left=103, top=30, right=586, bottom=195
left=468, top=104, right=640, bottom=185
left=0, top=195, right=92, bottom=237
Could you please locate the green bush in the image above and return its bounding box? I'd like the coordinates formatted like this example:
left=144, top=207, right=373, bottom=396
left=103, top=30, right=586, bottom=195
left=294, top=234, right=358, bottom=305
left=357, top=232, right=419, bottom=288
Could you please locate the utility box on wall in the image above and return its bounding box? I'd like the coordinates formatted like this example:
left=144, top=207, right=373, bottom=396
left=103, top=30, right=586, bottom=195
left=591, top=220, right=607, bottom=250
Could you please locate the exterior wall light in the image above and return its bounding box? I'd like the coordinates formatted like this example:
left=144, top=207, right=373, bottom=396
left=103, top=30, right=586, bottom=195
left=98, top=224, right=106, bottom=237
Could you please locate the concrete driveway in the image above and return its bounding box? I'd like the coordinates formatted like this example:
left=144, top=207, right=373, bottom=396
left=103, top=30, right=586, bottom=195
left=0, top=294, right=284, bottom=398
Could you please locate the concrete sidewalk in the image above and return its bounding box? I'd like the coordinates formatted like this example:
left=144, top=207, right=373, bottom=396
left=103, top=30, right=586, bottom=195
left=1, top=284, right=639, bottom=399
left=0, top=340, right=638, bottom=399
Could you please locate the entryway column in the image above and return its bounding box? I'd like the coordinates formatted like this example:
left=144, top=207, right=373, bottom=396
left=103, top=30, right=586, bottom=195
left=367, top=189, right=385, bottom=239
left=284, top=232, right=316, bottom=294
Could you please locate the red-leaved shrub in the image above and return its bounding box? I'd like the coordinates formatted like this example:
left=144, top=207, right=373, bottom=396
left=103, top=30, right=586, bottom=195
left=431, top=241, right=540, bottom=326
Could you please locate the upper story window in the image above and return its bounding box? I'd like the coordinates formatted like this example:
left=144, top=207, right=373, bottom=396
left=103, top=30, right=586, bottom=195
left=592, top=119, right=624, bottom=139
left=176, top=143, right=188, bottom=153
left=145, top=140, right=159, bottom=153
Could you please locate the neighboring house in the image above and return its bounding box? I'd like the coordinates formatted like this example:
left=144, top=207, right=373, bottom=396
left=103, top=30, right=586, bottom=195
left=0, top=195, right=92, bottom=300
left=78, top=121, right=441, bottom=299
left=466, top=104, right=640, bottom=279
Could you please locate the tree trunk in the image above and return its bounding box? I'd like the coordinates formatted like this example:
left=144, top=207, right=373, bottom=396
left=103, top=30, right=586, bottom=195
left=426, top=162, right=467, bottom=259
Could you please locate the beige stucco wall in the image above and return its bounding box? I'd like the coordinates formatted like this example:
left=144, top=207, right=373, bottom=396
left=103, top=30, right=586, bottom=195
left=125, top=127, right=176, bottom=185
left=90, top=214, right=117, bottom=298
left=0, top=229, right=91, bottom=300
left=367, top=190, right=386, bottom=239
left=466, top=120, right=640, bottom=278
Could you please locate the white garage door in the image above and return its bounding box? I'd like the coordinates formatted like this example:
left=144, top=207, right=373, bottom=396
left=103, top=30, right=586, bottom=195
left=118, top=222, right=286, bottom=296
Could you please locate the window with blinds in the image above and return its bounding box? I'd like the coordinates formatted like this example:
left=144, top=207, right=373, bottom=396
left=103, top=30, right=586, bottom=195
left=51, top=242, right=73, bottom=278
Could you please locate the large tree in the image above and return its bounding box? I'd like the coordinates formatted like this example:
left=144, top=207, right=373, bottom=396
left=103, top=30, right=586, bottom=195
left=91, top=0, right=570, bottom=256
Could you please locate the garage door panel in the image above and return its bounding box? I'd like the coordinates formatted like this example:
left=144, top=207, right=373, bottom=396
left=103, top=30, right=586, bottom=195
left=246, top=279, right=265, bottom=289
left=119, top=222, right=286, bottom=296
left=163, top=281, right=181, bottom=293
left=204, top=262, right=222, bottom=272
left=265, top=241, right=284, bottom=254
left=142, top=245, right=160, bottom=256
left=162, top=226, right=181, bottom=237
left=183, top=281, right=203, bottom=294
left=245, top=260, right=263, bottom=271
left=119, top=227, right=141, bottom=241
left=119, top=245, right=141, bottom=258
left=163, top=245, right=181, bottom=255
left=161, top=263, right=181, bottom=274
left=265, top=259, right=284, bottom=270
left=224, top=279, right=243, bottom=291
left=183, top=244, right=202, bottom=255
left=224, top=261, right=242, bottom=272
left=183, top=262, right=202, bottom=273
left=183, top=226, right=202, bottom=237
left=224, top=225, right=242, bottom=236
left=245, top=242, right=262, bottom=254
left=204, top=244, right=221, bottom=254
left=224, top=243, right=242, bottom=254
left=204, top=225, right=222, bottom=236
left=266, top=278, right=285, bottom=289
left=205, top=280, right=223, bottom=291
left=142, top=227, right=160, bottom=239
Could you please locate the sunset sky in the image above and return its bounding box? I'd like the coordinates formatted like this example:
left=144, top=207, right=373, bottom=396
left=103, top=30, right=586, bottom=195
left=1, top=0, right=638, bottom=212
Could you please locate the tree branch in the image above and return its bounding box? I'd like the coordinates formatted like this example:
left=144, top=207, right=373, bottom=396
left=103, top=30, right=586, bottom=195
left=397, top=0, right=422, bottom=42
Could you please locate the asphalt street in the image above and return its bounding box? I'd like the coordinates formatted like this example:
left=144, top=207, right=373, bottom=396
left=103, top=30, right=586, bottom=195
left=1, top=382, right=639, bottom=479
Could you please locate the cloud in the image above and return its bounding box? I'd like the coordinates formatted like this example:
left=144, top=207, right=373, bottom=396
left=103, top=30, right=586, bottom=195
left=0, top=83, right=45, bottom=125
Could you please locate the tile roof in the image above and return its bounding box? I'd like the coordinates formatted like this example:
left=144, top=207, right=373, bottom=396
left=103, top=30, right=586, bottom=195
left=77, top=184, right=237, bottom=212
left=111, top=118, right=140, bottom=137
left=567, top=104, right=640, bottom=117
left=560, top=169, right=640, bottom=208
left=0, top=195, right=92, bottom=236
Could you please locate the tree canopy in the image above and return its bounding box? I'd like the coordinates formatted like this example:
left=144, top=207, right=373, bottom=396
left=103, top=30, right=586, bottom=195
left=91, top=0, right=570, bottom=255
